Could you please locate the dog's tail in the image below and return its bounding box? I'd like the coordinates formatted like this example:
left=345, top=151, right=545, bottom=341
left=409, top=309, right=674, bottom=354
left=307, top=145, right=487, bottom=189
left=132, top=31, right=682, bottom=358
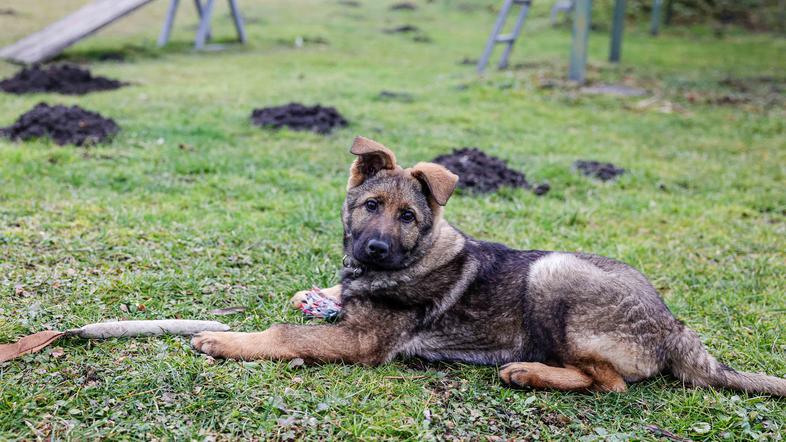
left=666, top=323, right=786, bottom=397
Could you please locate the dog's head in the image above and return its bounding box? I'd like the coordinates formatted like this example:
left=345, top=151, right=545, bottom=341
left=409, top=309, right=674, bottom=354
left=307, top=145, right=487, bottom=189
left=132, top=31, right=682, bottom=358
left=342, top=136, right=459, bottom=271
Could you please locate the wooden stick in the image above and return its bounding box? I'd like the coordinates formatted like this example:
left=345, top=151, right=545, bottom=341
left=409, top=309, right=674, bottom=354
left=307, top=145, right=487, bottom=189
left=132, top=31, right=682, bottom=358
left=67, top=320, right=230, bottom=339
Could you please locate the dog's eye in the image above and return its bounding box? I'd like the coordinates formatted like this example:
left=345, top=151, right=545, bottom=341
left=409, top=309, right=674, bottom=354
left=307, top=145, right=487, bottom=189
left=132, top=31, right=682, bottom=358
left=400, top=210, right=416, bottom=223
left=365, top=199, right=378, bottom=212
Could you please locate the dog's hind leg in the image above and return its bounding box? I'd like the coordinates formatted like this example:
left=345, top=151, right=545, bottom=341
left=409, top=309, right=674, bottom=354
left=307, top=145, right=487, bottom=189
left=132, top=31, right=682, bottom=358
left=499, top=361, right=628, bottom=392
left=499, top=362, right=593, bottom=391
left=577, top=360, right=627, bottom=392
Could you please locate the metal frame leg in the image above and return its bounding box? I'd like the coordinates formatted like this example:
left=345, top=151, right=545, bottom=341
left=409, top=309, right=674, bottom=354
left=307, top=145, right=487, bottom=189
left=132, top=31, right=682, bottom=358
left=158, top=0, right=180, bottom=47
left=650, top=0, right=663, bottom=36
left=550, top=0, right=575, bottom=26
left=497, top=0, right=532, bottom=69
left=194, top=0, right=212, bottom=41
left=228, top=0, right=247, bottom=43
left=609, top=0, right=625, bottom=62
left=194, top=0, right=215, bottom=49
left=477, top=0, right=514, bottom=74
left=568, top=0, right=592, bottom=83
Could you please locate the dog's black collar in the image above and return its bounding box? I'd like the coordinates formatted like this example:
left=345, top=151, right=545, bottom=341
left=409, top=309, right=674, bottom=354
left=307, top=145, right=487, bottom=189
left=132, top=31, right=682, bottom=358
left=342, top=254, right=365, bottom=279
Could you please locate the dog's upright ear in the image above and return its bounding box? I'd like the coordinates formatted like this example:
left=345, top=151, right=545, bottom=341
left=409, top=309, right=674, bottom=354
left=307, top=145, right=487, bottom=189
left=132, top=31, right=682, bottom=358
left=348, top=136, right=398, bottom=189
left=409, top=162, right=459, bottom=206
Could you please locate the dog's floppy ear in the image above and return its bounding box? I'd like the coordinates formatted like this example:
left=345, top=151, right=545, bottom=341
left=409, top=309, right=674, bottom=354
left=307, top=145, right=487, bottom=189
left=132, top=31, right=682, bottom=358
left=409, top=162, right=459, bottom=206
left=348, top=136, right=397, bottom=188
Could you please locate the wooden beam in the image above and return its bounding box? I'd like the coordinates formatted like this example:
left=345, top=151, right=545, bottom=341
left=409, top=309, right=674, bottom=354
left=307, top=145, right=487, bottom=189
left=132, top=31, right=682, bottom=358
left=0, top=0, right=155, bottom=65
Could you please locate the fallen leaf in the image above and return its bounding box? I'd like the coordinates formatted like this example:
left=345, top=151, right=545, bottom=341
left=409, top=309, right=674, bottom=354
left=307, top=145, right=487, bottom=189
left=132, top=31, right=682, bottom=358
left=277, top=416, right=297, bottom=427
left=50, top=347, right=65, bottom=359
left=691, top=422, right=711, bottom=434
left=0, top=330, right=64, bottom=363
left=209, top=306, right=246, bottom=316
left=644, top=424, right=692, bottom=442
left=288, top=358, right=305, bottom=369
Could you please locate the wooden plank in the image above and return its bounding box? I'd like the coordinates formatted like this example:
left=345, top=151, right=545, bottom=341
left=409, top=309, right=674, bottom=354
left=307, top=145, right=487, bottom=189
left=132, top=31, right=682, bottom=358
left=0, top=0, right=147, bottom=63
left=0, top=0, right=156, bottom=64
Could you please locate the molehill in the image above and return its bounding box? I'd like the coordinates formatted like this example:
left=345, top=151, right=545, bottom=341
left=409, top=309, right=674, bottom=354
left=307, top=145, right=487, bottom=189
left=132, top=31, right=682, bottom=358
left=432, top=148, right=549, bottom=195
left=574, top=160, right=625, bottom=181
left=250, top=103, right=348, bottom=134
left=0, top=64, right=125, bottom=95
left=1, top=103, right=120, bottom=146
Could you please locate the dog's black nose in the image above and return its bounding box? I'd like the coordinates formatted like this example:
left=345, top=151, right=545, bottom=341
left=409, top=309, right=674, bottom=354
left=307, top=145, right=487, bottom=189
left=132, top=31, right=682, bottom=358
left=366, top=239, right=389, bottom=259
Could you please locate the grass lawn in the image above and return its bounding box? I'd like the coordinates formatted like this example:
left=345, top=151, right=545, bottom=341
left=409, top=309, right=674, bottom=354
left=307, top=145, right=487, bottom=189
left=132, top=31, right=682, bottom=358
left=1, top=0, right=784, bottom=439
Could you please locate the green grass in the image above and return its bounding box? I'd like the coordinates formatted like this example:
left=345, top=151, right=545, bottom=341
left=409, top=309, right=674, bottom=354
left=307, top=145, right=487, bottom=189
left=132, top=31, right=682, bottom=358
left=1, top=0, right=784, bottom=439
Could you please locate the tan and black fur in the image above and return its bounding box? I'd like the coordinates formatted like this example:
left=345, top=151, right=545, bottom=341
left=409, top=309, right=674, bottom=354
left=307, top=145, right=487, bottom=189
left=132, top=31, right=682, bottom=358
left=193, top=136, right=786, bottom=396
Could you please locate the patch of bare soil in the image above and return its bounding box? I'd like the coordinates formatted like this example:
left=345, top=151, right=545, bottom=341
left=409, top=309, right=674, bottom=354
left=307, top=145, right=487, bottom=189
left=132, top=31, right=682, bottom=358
left=390, top=2, right=417, bottom=10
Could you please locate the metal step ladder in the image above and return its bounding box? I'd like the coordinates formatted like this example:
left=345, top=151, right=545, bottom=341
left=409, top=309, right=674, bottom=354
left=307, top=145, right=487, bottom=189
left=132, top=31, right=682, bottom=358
left=476, top=0, right=534, bottom=73
left=158, top=0, right=247, bottom=50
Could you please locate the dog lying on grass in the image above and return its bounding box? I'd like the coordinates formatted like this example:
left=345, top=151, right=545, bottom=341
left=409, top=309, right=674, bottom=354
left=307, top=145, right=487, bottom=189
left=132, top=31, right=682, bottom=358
left=193, top=136, right=785, bottom=396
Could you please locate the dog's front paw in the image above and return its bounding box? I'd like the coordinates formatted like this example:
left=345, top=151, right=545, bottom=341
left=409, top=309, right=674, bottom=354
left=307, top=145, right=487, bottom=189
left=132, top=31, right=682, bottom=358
left=499, top=362, right=533, bottom=387
left=290, top=290, right=311, bottom=309
left=191, top=331, right=242, bottom=359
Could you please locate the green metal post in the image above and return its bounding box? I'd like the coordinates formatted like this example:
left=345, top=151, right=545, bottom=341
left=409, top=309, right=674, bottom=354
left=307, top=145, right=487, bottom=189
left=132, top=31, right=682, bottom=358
left=609, top=0, right=625, bottom=62
left=651, top=0, right=663, bottom=36
left=569, top=0, right=592, bottom=83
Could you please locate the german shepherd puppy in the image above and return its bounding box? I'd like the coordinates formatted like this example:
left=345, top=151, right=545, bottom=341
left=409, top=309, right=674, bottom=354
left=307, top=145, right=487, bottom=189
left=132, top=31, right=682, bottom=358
left=193, top=136, right=785, bottom=396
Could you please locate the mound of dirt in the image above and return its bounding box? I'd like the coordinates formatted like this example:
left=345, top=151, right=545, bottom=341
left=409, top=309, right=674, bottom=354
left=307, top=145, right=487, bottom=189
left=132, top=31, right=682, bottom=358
left=390, top=2, right=417, bottom=10
left=383, top=24, right=420, bottom=33
left=432, top=148, right=549, bottom=195
left=0, top=103, right=119, bottom=146
left=250, top=103, right=348, bottom=134
left=376, top=90, right=414, bottom=102
left=0, top=64, right=125, bottom=95
left=574, top=160, right=625, bottom=181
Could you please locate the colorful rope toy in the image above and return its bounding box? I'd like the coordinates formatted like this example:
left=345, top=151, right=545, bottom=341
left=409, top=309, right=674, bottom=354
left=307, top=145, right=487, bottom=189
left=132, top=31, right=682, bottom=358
left=298, top=287, right=342, bottom=321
